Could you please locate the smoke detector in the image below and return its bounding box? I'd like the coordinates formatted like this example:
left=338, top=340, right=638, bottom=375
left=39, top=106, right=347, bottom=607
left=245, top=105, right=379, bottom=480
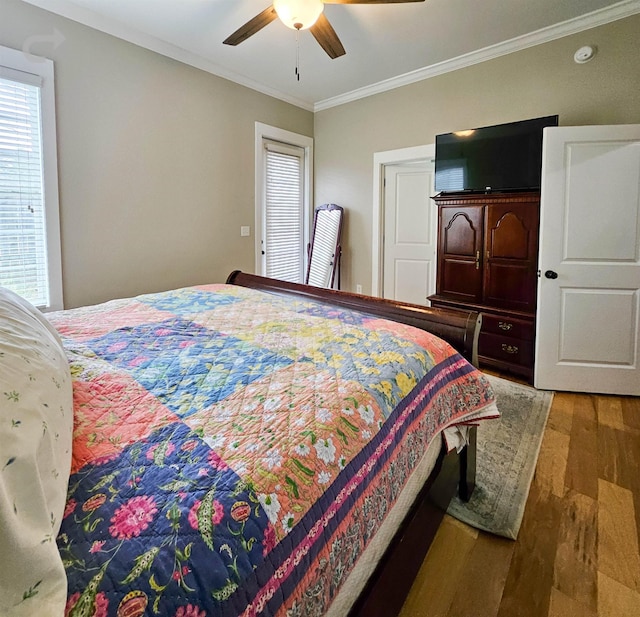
left=574, top=45, right=597, bottom=64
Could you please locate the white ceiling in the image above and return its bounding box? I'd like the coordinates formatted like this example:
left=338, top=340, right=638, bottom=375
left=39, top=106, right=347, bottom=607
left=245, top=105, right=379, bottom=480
left=21, top=0, right=639, bottom=111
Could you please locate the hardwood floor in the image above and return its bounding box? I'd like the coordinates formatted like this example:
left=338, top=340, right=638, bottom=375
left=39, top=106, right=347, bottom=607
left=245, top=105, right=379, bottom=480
left=398, top=391, right=640, bottom=617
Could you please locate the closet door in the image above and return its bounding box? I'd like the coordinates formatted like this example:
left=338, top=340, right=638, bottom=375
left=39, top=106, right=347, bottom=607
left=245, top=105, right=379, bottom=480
left=436, top=205, right=484, bottom=304
left=483, top=198, right=539, bottom=312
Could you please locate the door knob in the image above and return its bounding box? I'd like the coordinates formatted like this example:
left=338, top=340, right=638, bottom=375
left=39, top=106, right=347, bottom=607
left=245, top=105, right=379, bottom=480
left=544, top=270, right=558, bottom=279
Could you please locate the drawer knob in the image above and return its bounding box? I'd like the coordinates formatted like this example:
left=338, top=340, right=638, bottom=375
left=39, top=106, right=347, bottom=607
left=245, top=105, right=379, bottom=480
left=501, top=344, right=519, bottom=354
left=498, top=321, right=513, bottom=331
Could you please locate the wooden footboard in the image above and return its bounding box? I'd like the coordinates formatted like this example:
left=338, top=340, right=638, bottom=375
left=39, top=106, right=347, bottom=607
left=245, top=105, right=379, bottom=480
left=226, top=271, right=482, bottom=366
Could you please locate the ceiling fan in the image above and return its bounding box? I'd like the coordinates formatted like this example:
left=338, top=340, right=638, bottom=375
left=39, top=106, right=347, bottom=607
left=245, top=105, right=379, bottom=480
left=223, top=0, right=426, bottom=59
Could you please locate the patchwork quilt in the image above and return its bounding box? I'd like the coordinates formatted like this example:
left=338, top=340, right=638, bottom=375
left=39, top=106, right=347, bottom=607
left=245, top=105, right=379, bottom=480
left=48, top=284, right=497, bottom=617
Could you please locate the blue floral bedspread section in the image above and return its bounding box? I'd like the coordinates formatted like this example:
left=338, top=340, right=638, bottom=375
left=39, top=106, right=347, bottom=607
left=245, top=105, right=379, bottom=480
left=284, top=301, right=373, bottom=326
left=309, top=329, right=434, bottom=418
left=138, top=287, right=243, bottom=315
left=82, top=317, right=294, bottom=418
left=58, top=422, right=274, bottom=616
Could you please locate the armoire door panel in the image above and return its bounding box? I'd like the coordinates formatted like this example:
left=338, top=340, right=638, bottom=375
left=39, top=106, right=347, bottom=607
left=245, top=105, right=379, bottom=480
left=440, top=206, right=483, bottom=256
left=484, top=201, right=539, bottom=310
left=486, top=202, right=539, bottom=262
left=484, top=262, right=536, bottom=310
left=440, top=258, right=483, bottom=301
left=438, top=204, right=483, bottom=303
left=489, top=212, right=530, bottom=260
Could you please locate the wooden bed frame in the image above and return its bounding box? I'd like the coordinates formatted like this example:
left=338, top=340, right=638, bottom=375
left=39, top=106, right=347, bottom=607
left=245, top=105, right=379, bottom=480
left=226, top=271, right=481, bottom=616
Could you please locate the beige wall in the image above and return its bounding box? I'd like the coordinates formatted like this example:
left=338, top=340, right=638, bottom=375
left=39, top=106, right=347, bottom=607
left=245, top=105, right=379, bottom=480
left=3, top=2, right=639, bottom=306
left=314, top=14, right=640, bottom=295
left=1, top=0, right=313, bottom=308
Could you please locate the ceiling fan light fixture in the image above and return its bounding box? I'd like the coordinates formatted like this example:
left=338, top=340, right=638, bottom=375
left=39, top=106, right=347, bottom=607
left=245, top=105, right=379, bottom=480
left=273, top=0, right=324, bottom=30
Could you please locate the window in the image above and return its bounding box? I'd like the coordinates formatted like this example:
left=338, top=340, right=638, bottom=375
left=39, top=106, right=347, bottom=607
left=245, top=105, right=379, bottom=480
left=263, top=141, right=305, bottom=282
left=255, top=123, right=313, bottom=284
left=0, top=45, right=62, bottom=310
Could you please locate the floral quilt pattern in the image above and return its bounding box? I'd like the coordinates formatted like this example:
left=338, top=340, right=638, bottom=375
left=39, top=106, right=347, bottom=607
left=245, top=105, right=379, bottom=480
left=49, top=284, right=496, bottom=617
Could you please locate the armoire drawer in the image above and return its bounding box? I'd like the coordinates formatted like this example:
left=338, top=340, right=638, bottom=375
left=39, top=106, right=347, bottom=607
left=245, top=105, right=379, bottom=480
left=478, top=332, right=534, bottom=368
left=481, top=313, right=535, bottom=340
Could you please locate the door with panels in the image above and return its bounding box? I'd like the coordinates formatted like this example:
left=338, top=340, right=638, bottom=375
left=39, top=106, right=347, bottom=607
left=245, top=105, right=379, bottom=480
left=535, top=124, right=640, bottom=395
left=382, top=161, right=436, bottom=305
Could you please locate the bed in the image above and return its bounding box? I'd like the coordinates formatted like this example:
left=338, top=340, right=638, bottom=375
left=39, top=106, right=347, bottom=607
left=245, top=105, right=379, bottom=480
left=0, top=273, right=498, bottom=617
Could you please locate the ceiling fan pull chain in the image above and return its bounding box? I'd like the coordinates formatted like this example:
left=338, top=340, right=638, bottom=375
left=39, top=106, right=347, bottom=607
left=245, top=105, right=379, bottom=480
left=295, top=28, right=300, bottom=81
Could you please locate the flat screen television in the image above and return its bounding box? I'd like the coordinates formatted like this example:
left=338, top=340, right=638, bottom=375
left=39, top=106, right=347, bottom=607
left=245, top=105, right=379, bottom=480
left=434, top=115, right=559, bottom=193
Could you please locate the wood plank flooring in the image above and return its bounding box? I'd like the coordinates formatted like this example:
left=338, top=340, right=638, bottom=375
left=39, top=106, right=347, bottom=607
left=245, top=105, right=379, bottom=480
left=398, top=390, right=640, bottom=617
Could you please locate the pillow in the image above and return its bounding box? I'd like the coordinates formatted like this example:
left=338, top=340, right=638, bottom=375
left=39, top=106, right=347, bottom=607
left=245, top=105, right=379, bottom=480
left=0, top=287, right=73, bottom=616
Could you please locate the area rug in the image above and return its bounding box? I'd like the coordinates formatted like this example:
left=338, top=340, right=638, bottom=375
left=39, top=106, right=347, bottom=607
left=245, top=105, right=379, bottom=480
left=446, top=374, right=554, bottom=539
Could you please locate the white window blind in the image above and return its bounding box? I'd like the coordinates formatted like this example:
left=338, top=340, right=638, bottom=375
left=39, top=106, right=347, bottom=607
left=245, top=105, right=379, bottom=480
left=263, top=141, right=305, bottom=283
left=0, top=72, right=50, bottom=307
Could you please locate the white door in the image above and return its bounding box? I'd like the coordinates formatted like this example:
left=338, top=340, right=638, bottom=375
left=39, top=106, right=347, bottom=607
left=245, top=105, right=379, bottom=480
left=535, top=124, right=640, bottom=395
left=382, top=161, right=436, bottom=305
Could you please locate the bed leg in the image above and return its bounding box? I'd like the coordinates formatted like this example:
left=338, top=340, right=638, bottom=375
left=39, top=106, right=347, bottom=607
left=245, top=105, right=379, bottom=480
left=458, top=425, right=477, bottom=502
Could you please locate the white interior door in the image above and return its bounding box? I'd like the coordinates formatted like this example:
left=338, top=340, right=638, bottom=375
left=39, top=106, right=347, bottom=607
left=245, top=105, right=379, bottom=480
left=535, top=124, right=640, bottom=395
left=382, top=161, right=436, bottom=304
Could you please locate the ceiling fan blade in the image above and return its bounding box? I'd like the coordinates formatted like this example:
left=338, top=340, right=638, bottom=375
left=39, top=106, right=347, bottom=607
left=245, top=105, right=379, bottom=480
left=324, top=0, right=425, bottom=3
left=223, top=6, right=278, bottom=46
left=310, top=13, right=346, bottom=59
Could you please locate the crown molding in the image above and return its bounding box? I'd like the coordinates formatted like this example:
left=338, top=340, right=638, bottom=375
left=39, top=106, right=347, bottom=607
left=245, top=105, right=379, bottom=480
left=314, top=0, right=640, bottom=112
left=18, top=0, right=639, bottom=113
left=18, top=0, right=315, bottom=111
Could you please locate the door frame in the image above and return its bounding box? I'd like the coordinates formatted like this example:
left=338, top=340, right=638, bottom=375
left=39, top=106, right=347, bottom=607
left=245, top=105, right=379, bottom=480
left=372, top=144, right=435, bottom=297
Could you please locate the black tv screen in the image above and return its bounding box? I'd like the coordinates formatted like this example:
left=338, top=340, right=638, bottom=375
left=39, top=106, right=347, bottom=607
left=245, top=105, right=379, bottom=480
left=434, top=115, right=559, bottom=193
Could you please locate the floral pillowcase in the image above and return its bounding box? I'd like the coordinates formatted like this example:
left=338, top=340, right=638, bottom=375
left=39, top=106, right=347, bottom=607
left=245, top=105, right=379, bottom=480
left=0, top=287, right=73, bottom=616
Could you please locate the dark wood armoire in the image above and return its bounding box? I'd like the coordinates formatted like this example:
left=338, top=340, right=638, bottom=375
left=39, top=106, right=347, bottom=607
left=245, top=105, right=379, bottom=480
left=428, top=191, right=540, bottom=382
